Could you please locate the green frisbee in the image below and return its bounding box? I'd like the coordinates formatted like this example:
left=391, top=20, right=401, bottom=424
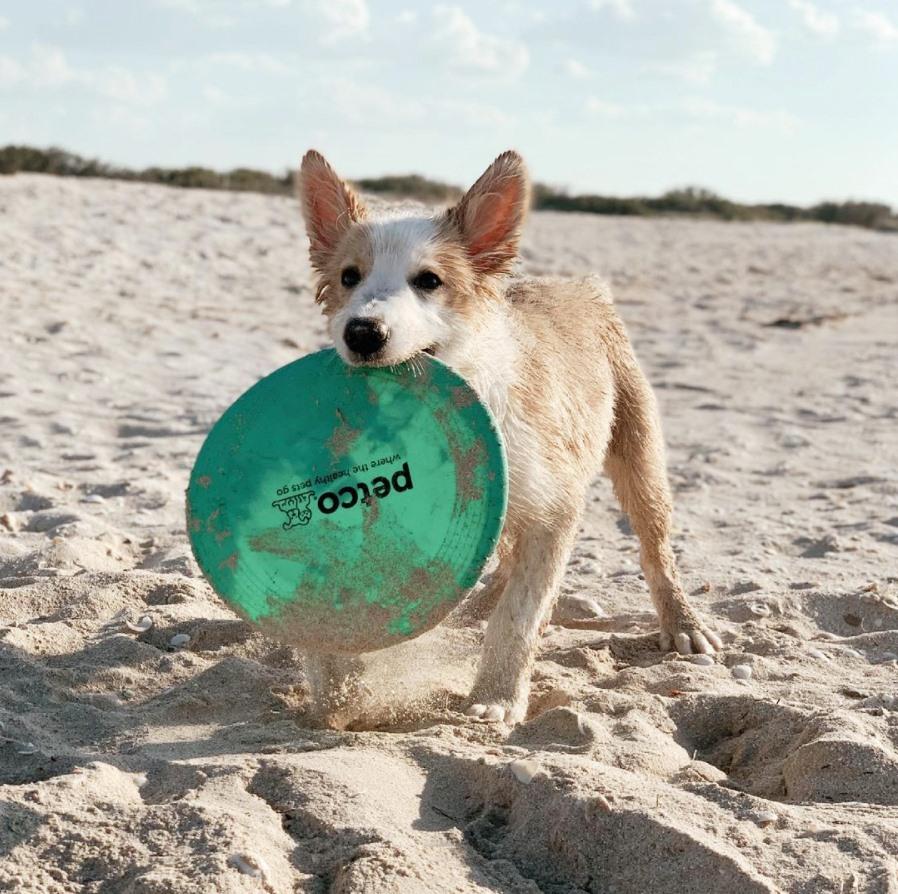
left=186, top=349, right=507, bottom=653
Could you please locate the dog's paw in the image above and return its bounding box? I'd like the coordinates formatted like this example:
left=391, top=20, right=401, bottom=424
left=464, top=699, right=525, bottom=725
left=660, top=618, right=722, bottom=655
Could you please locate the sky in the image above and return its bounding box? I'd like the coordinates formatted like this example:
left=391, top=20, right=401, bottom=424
left=1, top=0, right=897, bottom=206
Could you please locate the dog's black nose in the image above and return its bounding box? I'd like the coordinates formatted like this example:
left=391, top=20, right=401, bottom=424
left=344, top=318, right=389, bottom=357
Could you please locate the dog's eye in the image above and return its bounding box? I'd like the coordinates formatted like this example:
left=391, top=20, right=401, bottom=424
left=341, top=266, right=362, bottom=288
left=411, top=270, right=442, bottom=292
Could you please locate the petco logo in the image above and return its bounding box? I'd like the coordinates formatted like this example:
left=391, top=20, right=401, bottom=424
left=271, top=463, right=414, bottom=529
left=271, top=491, right=315, bottom=529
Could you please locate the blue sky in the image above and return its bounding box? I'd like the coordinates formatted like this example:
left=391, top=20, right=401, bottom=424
left=1, top=0, right=896, bottom=205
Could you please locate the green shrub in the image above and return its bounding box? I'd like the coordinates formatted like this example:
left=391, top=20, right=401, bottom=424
left=810, top=201, right=894, bottom=230
left=353, top=174, right=462, bottom=202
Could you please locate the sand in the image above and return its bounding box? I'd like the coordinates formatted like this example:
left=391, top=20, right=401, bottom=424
left=1, top=172, right=898, bottom=893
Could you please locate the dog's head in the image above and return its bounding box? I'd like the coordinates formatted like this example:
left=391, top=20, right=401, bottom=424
left=298, top=150, right=530, bottom=367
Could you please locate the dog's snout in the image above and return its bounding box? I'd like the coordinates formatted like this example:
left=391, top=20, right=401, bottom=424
left=344, top=317, right=389, bottom=358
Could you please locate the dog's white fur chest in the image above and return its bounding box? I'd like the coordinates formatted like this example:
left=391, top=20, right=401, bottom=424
left=438, top=309, right=554, bottom=527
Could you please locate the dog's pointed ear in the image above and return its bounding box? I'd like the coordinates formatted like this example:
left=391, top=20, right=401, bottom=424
left=449, top=150, right=530, bottom=276
left=298, top=150, right=366, bottom=270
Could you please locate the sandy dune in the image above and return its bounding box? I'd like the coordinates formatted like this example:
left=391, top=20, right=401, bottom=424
left=1, top=173, right=898, bottom=893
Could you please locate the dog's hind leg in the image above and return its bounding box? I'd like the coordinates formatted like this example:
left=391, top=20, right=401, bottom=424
left=604, top=354, right=722, bottom=655
left=465, top=513, right=580, bottom=724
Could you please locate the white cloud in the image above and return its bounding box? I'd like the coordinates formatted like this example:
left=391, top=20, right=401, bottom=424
left=202, top=84, right=229, bottom=105
left=30, top=43, right=77, bottom=87
left=317, top=76, right=423, bottom=125
left=682, top=97, right=797, bottom=130
left=788, top=0, right=839, bottom=37
left=433, top=6, right=530, bottom=79
left=0, top=44, right=168, bottom=106
left=93, top=67, right=167, bottom=104
left=314, top=75, right=513, bottom=130
left=585, top=97, right=628, bottom=118
left=564, top=59, right=592, bottom=79
left=580, top=95, right=798, bottom=130
left=90, top=104, right=152, bottom=136
left=440, top=99, right=515, bottom=128
left=854, top=10, right=898, bottom=45
left=652, top=51, right=718, bottom=84
left=307, top=0, right=369, bottom=43
left=0, top=56, right=24, bottom=88
left=196, top=83, right=263, bottom=111
left=203, top=52, right=294, bottom=75
left=588, top=0, right=635, bottom=20
left=499, top=1, right=547, bottom=24
left=155, top=0, right=237, bottom=28
left=708, top=0, right=776, bottom=64
left=396, top=9, right=417, bottom=25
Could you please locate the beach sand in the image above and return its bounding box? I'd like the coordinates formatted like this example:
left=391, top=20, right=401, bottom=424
left=1, top=173, right=897, bottom=893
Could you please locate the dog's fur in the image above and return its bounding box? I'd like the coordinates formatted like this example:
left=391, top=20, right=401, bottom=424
left=298, top=149, right=721, bottom=725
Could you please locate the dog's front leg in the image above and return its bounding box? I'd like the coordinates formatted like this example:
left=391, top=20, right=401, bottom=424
left=303, top=652, right=367, bottom=729
left=466, top=513, right=580, bottom=725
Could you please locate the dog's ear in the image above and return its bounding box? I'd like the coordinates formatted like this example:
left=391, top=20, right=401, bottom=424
left=298, top=150, right=366, bottom=270
left=449, top=150, right=530, bottom=276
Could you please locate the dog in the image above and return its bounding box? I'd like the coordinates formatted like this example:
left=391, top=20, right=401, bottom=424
left=297, top=149, right=721, bottom=725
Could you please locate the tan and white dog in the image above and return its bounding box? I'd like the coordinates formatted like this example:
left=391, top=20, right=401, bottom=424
left=298, top=149, right=721, bottom=725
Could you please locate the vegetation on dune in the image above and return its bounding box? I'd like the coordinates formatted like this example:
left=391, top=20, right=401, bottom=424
left=534, top=183, right=897, bottom=231
left=354, top=173, right=463, bottom=203
left=1, top=144, right=894, bottom=232
left=0, top=145, right=295, bottom=194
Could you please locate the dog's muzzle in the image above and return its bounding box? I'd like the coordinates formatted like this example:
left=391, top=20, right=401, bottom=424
left=344, top=317, right=389, bottom=358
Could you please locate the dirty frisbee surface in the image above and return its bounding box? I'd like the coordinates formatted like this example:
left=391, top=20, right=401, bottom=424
left=186, top=349, right=507, bottom=653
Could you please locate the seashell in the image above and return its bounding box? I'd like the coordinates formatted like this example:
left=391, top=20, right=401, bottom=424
left=562, top=594, right=608, bottom=619
left=780, top=433, right=809, bottom=449
left=755, top=810, right=778, bottom=827
left=82, top=494, right=105, bottom=504
left=509, top=759, right=540, bottom=784
left=807, top=648, right=830, bottom=661
left=593, top=793, right=613, bottom=813
left=16, top=742, right=37, bottom=755
left=228, top=854, right=265, bottom=879
left=169, top=633, right=191, bottom=648
left=692, top=654, right=715, bottom=667
left=731, top=664, right=753, bottom=681
left=124, top=615, right=153, bottom=634
left=748, top=602, right=771, bottom=617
